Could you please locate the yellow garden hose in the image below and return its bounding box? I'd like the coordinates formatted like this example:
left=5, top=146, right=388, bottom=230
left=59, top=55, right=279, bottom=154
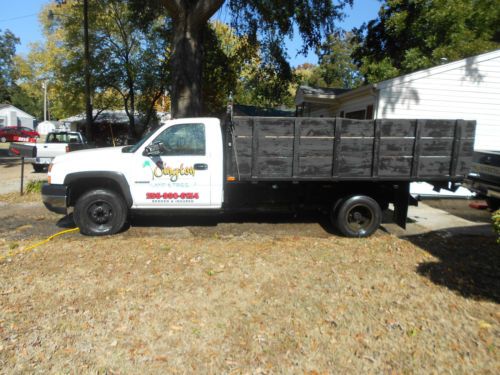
left=1, top=227, right=79, bottom=263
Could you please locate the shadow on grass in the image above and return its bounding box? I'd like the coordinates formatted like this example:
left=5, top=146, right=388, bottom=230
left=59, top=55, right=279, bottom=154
left=131, top=210, right=336, bottom=230
left=403, top=227, right=499, bottom=303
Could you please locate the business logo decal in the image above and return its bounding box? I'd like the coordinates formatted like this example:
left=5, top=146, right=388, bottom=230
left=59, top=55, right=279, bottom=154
left=143, top=160, right=195, bottom=181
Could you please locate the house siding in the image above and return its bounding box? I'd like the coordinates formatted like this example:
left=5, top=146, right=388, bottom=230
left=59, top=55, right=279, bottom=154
left=376, top=52, right=500, bottom=151
left=0, top=106, right=36, bottom=129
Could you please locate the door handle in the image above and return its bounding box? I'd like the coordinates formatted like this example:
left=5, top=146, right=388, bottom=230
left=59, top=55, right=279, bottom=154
left=194, top=163, right=208, bottom=170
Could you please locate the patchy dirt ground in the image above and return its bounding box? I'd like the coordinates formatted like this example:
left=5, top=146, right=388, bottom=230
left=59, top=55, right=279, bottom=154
left=0, top=144, right=46, bottom=195
left=0, top=194, right=498, bottom=373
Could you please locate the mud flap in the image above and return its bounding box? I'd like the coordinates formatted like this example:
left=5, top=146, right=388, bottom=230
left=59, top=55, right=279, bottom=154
left=393, top=182, right=410, bottom=229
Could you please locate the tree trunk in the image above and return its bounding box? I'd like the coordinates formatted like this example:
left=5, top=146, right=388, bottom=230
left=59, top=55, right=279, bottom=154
left=170, top=20, right=203, bottom=118
left=127, top=79, right=136, bottom=142
left=83, top=0, right=94, bottom=141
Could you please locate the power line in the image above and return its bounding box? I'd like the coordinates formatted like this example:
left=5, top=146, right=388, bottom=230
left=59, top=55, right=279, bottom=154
left=0, top=13, right=38, bottom=23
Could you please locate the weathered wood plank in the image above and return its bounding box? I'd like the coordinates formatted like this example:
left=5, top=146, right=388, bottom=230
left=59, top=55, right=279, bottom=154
left=256, top=157, right=293, bottom=176
left=379, top=139, right=414, bottom=155
left=234, top=137, right=252, bottom=157
left=254, top=118, right=294, bottom=136
left=232, top=117, right=253, bottom=136
left=298, top=157, right=333, bottom=177
left=418, top=156, right=452, bottom=176
left=340, top=119, right=374, bottom=137
left=463, top=120, right=476, bottom=139
left=339, top=154, right=373, bottom=177
left=299, top=118, right=336, bottom=137
left=292, top=118, right=301, bottom=177
left=258, top=138, right=294, bottom=157
left=378, top=156, right=412, bottom=177
left=379, top=119, right=416, bottom=137
left=372, top=120, right=381, bottom=177
left=251, top=118, right=259, bottom=178
left=420, top=139, right=454, bottom=156
left=410, top=120, right=423, bottom=178
left=332, top=118, right=341, bottom=177
left=340, top=139, right=374, bottom=153
left=298, top=138, right=335, bottom=157
left=420, top=119, right=455, bottom=138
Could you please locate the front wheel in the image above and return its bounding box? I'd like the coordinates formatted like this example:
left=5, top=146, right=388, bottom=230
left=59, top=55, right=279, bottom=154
left=74, top=189, right=127, bottom=236
left=0, top=137, right=6, bottom=143
left=333, top=195, right=382, bottom=237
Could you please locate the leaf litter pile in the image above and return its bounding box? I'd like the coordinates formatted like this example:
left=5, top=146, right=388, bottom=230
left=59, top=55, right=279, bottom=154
left=0, top=219, right=499, bottom=373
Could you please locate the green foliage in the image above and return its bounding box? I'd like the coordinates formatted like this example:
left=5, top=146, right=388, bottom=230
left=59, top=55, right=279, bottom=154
left=0, top=29, right=20, bottom=103
left=204, top=21, right=295, bottom=112
left=14, top=0, right=169, bottom=132
left=353, top=0, right=500, bottom=83
left=297, top=32, right=363, bottom=89
left=130, top=0, right=353, bottom=116
left=26, top=180, right=45, bottom=194
left=202, top=22, right=257, bottom=115
left=493, top=210, right=500, bottom=244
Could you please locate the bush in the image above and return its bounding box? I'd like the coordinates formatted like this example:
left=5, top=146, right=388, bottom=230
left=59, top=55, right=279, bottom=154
left=493, top=210, right=500, bottom=244
left=25, top=180, right=46, bottom=194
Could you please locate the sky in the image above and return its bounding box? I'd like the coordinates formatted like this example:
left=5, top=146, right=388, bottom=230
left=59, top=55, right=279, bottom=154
left=0, top=0, right=381, bottom=67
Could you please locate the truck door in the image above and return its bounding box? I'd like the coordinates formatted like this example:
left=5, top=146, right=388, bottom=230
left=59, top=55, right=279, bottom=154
left=130, top=122, right=214, bottom=208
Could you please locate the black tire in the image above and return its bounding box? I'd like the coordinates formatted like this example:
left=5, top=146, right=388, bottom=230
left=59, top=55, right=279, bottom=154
left=74, top=189, right=127, bottom=236
left=32, top=164, right=45, bottom=173
left=333, top=195, right=382, bottom=237
left=486, top=197, right=500, bottom=211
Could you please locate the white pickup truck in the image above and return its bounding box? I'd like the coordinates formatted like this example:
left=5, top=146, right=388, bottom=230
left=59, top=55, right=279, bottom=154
left=28, top=131, right=87, bottom=172
left=41, top=116, right=475, bottom=237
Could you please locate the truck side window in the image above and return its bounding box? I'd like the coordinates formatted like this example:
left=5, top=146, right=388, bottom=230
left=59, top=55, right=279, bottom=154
left=154, top=123, right=206, bottom=156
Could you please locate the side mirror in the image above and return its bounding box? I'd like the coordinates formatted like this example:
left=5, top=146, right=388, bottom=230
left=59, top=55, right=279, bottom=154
left=144, top=141, right=164, bottom=157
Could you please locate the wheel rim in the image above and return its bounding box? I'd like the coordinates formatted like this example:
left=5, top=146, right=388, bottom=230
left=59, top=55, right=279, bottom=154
left=87, top=200, right=114, bottom=229
left=346, top=204, right=374, bottom=233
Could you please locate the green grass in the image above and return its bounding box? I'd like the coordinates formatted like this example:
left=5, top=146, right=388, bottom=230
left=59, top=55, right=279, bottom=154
left=25, top=180, right=46, bottom=194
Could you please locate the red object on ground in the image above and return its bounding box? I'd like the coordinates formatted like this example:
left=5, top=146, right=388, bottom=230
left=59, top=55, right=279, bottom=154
left=469, top=201, right=488, bottom=209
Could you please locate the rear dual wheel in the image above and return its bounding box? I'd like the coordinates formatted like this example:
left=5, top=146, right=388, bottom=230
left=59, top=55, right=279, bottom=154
left=331, top=195, right=382, bottom=237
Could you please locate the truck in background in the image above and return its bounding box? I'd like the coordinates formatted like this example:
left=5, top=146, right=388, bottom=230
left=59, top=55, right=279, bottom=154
left=41, top=116, right=475, bottom=237
left=464, top=151, right=500, bottom=210
left=26, top=131, right=89, bottom=172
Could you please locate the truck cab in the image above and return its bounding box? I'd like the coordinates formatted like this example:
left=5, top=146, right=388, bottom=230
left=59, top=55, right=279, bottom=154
left=43, top=118, right=224, bottom=234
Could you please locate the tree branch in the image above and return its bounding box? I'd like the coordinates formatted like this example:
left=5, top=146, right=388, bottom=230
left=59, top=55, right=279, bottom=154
left=191, top=0, right=225, bottom=24
left=162, top=0, right=183, bottom=19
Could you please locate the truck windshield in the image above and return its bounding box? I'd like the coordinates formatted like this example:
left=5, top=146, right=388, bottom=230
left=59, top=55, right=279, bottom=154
left=121, top=129, right=156, bottom=153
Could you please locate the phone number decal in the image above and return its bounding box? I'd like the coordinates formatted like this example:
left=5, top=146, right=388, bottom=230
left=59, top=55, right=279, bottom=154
left=146, top=192, right=199, bottom=200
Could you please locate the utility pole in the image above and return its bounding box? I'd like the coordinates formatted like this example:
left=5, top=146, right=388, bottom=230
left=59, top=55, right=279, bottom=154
left=42, top=81, right=47, bottom=122
left=83, top=0, right=93, bottom=140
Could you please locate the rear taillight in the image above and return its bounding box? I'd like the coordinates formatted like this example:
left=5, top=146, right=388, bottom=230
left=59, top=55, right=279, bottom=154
left=65, top=145, right=70, bottom=152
